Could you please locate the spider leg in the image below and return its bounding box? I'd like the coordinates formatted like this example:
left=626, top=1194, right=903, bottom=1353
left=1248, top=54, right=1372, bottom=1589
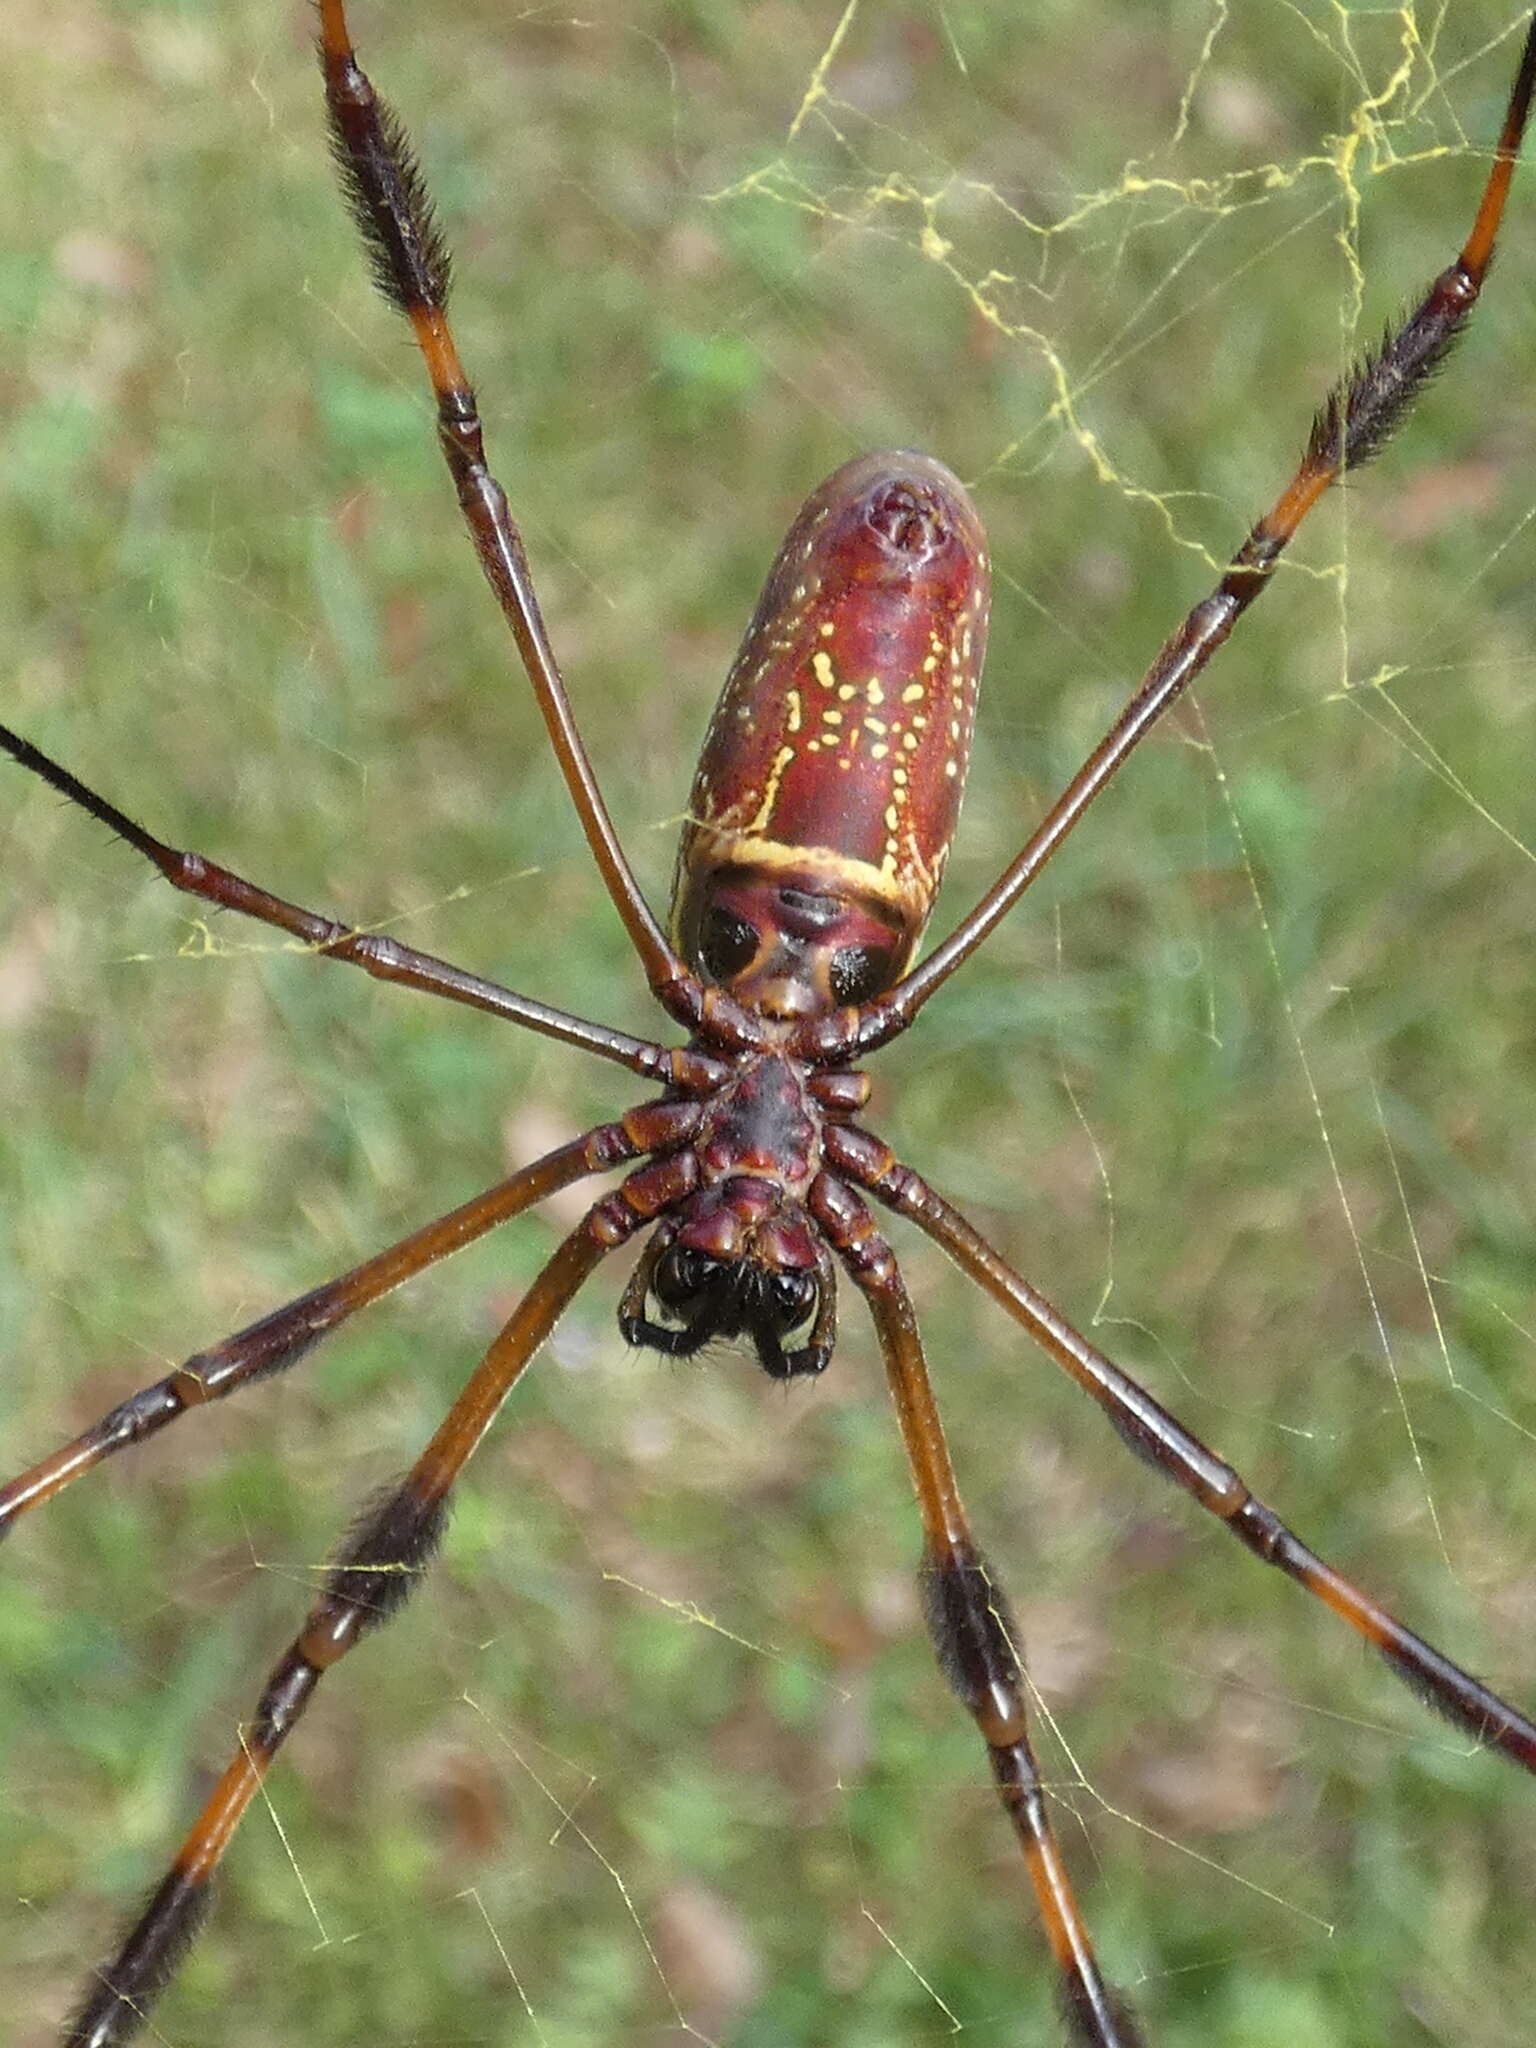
left=0, top=721, right=674, bottom=1077
left=811, top=1171, right=1146, bottom=2048
left=830, top=1126, right=1536, bottom=1771
left=317, top=0, right=699, bottom=1023
left=830, top=11, right=1536, bottom=1059
left=59, top=1147, right=699, bottom=2048
left=1, top=1101, right=699, bottom=1537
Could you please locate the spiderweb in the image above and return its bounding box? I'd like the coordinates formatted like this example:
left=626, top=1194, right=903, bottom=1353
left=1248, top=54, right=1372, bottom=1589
left=3, top=2, right=1534, bottom=2044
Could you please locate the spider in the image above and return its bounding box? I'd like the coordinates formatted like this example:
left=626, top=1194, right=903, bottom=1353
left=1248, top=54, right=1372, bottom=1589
left=6, top=4, right=1536, bottom=2041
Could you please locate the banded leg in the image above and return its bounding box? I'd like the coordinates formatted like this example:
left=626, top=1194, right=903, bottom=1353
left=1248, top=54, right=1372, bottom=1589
left=60, top=1145, right=700, bottom=2048
left=317, top=0, right=694, bottom=1016
left=0, top=722, right=671, bottom=1077
left=828, top=1125, right=1536, bottom=1771
left=810, top=1171, right=1144, bottom=2047
left=829, top=12, right=1536, bottom=1059
left=2, top=1100, right=699, bottom=1537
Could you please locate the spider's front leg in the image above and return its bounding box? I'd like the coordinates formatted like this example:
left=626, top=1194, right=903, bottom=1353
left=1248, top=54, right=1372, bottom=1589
left=0, top=1101, right=703, bottom=1536
left=811, top=1171, right=1147, bottom=2048
left=59, top=1151, right=703, bottom=2048
left=832, top=1126, right=1536, bottom=1776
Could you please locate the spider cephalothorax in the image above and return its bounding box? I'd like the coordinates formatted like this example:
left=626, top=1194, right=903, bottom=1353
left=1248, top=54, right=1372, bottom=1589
left=614, top=1046, right=848, bottom=1380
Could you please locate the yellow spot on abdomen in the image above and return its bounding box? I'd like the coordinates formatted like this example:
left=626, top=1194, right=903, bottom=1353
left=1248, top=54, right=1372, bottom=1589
left=749, top=745, right=797, bottom=833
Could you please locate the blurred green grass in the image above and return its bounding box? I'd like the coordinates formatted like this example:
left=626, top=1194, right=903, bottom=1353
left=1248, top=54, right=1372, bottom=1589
left=3, top=2, right=1535, bottom=2044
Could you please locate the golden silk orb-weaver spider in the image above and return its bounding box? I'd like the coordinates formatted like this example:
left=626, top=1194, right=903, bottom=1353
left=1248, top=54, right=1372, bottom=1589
left=5, top=4, right=1536, bottom=2042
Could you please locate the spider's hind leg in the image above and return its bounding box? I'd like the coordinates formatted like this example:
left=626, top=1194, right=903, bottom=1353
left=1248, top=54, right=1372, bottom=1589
left=316, top=0, right=691, bottom=1002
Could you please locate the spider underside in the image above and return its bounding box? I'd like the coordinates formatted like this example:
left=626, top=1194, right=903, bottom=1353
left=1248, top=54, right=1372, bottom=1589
left=4, top=8, right=1536, bottom=2046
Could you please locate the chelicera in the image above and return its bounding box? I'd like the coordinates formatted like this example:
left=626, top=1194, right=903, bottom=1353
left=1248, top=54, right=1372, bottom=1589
left=4, top=6, right=1535, bottom=2043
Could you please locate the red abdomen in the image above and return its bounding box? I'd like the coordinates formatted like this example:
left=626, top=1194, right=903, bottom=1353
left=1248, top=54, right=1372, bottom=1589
left=673, top=451, right=990, bottom=975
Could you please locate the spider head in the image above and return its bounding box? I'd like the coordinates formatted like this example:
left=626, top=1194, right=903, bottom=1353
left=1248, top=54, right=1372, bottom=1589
left=619, top=1186, right=832, bottom=1379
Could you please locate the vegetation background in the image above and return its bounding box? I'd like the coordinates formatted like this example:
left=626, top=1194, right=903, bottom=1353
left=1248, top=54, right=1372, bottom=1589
left=3, top=1, right=1534, bottom=2043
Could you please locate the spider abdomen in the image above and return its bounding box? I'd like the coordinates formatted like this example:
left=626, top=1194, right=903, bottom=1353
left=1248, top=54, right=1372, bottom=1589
left=672, top=450, right=990, bottom=1011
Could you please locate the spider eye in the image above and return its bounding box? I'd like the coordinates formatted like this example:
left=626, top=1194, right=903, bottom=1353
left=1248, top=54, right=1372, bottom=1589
left=828, top=945, right=886, bottom=1005
left=699, top=907, right=760, bottom=984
